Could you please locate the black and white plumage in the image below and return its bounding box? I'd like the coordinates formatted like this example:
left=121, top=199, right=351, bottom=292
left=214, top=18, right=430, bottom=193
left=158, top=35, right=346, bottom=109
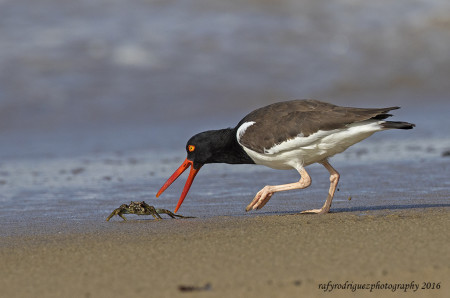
left=236, top=99, right=412, bottom=169
left=157, top=99, right=415, bottom=214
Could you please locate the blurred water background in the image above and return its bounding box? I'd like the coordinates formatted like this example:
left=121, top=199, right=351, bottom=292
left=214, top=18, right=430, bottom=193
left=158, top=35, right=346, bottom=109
left=0, top=0, right=449, bottom=232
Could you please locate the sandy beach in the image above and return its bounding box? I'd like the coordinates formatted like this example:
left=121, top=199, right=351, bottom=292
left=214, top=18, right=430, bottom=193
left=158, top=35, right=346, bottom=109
left=1, top=0, right=450, bottom=297
left=1, top=207, right=449, bottom=298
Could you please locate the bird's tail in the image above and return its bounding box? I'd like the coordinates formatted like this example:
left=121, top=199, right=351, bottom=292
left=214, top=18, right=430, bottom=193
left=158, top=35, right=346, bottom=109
left=381, top=121, right=415, bottom=130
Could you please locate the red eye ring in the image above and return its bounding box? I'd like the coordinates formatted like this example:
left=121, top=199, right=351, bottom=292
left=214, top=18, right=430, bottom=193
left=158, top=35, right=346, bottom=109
left=188, top=145, right=195, bottom=152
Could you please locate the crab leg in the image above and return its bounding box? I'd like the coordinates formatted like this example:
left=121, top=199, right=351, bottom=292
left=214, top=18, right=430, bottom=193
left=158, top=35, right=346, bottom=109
left=106, top=209, right=127, bottom=221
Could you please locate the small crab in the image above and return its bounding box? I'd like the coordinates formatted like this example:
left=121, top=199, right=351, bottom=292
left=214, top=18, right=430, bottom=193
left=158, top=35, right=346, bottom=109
left=106, top=201, right=195, bottom=221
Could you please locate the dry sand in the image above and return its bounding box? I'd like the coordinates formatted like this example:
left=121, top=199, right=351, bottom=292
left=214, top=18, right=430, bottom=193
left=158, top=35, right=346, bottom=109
left=1, top=207, right=449, bottom=298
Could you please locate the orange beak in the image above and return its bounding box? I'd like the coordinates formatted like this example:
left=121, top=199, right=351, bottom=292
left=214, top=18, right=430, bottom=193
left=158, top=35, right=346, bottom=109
left=156, top=158, right=202, bottom=213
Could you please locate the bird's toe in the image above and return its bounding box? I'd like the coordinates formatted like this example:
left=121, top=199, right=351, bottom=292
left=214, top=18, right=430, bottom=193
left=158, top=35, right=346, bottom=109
left=300, top=207, right=329, bottom=214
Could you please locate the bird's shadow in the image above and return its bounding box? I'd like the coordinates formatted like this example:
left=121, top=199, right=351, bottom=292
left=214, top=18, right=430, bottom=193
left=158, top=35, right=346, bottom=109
left=331, top=203, right=450, bottom=213
left=258, top=203, right=450, bottom=216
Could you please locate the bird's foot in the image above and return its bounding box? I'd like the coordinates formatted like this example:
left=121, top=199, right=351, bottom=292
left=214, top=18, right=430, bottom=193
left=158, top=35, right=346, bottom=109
left=300, top=207, right=330, bottom=214
left=245, top=186, right=274, bottom=211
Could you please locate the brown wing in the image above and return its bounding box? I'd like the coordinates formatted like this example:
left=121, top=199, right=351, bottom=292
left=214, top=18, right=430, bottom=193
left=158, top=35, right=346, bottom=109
left=237, top=99, right=399, bottom=153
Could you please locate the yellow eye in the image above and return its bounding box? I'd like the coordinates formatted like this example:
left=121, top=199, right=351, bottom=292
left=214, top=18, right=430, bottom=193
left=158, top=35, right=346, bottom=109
left=188, top=145, right=195, bottom=152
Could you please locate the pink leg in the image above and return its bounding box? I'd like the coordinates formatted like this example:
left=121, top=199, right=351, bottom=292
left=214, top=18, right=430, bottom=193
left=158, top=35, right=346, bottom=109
left=245, top=167, right=312, bottom=211
left=301, top=160, right=340, bottom=214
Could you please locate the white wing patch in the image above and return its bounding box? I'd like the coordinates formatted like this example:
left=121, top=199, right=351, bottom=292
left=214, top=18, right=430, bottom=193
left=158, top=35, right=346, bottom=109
left=263, top=129, right=336, bottom=154
left=263, top=120, right=383, bottom=155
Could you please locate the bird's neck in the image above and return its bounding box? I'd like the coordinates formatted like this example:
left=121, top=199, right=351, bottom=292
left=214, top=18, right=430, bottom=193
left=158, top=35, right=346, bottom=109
left=208, top=128, right=255, bottom=165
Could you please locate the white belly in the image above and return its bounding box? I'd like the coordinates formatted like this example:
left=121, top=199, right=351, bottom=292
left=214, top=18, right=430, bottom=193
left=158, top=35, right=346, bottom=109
left=241, top=121, right=383, bottom=170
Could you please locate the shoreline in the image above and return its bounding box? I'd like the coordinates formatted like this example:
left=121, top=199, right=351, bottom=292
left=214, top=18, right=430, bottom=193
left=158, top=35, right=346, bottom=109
left=1, top=207, right=449, bottom=297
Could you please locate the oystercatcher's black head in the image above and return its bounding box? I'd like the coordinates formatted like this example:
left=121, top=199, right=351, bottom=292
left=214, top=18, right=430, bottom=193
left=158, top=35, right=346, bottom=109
left=184, top=130, right=218, bottom=169
left=156, top=128, right=253, bottom=212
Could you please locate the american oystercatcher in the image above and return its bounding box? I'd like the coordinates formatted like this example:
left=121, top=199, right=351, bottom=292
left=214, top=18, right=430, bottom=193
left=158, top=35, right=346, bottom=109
left=156, top=99, right=415, bottom=214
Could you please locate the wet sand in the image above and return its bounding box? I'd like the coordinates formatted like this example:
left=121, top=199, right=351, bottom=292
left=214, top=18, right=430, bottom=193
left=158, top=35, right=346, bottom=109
left=1, top=207, right=449, bottom=298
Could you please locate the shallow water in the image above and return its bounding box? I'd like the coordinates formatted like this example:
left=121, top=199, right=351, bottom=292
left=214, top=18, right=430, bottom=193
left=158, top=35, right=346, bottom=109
left=1, top=0, right=450, bottom=234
